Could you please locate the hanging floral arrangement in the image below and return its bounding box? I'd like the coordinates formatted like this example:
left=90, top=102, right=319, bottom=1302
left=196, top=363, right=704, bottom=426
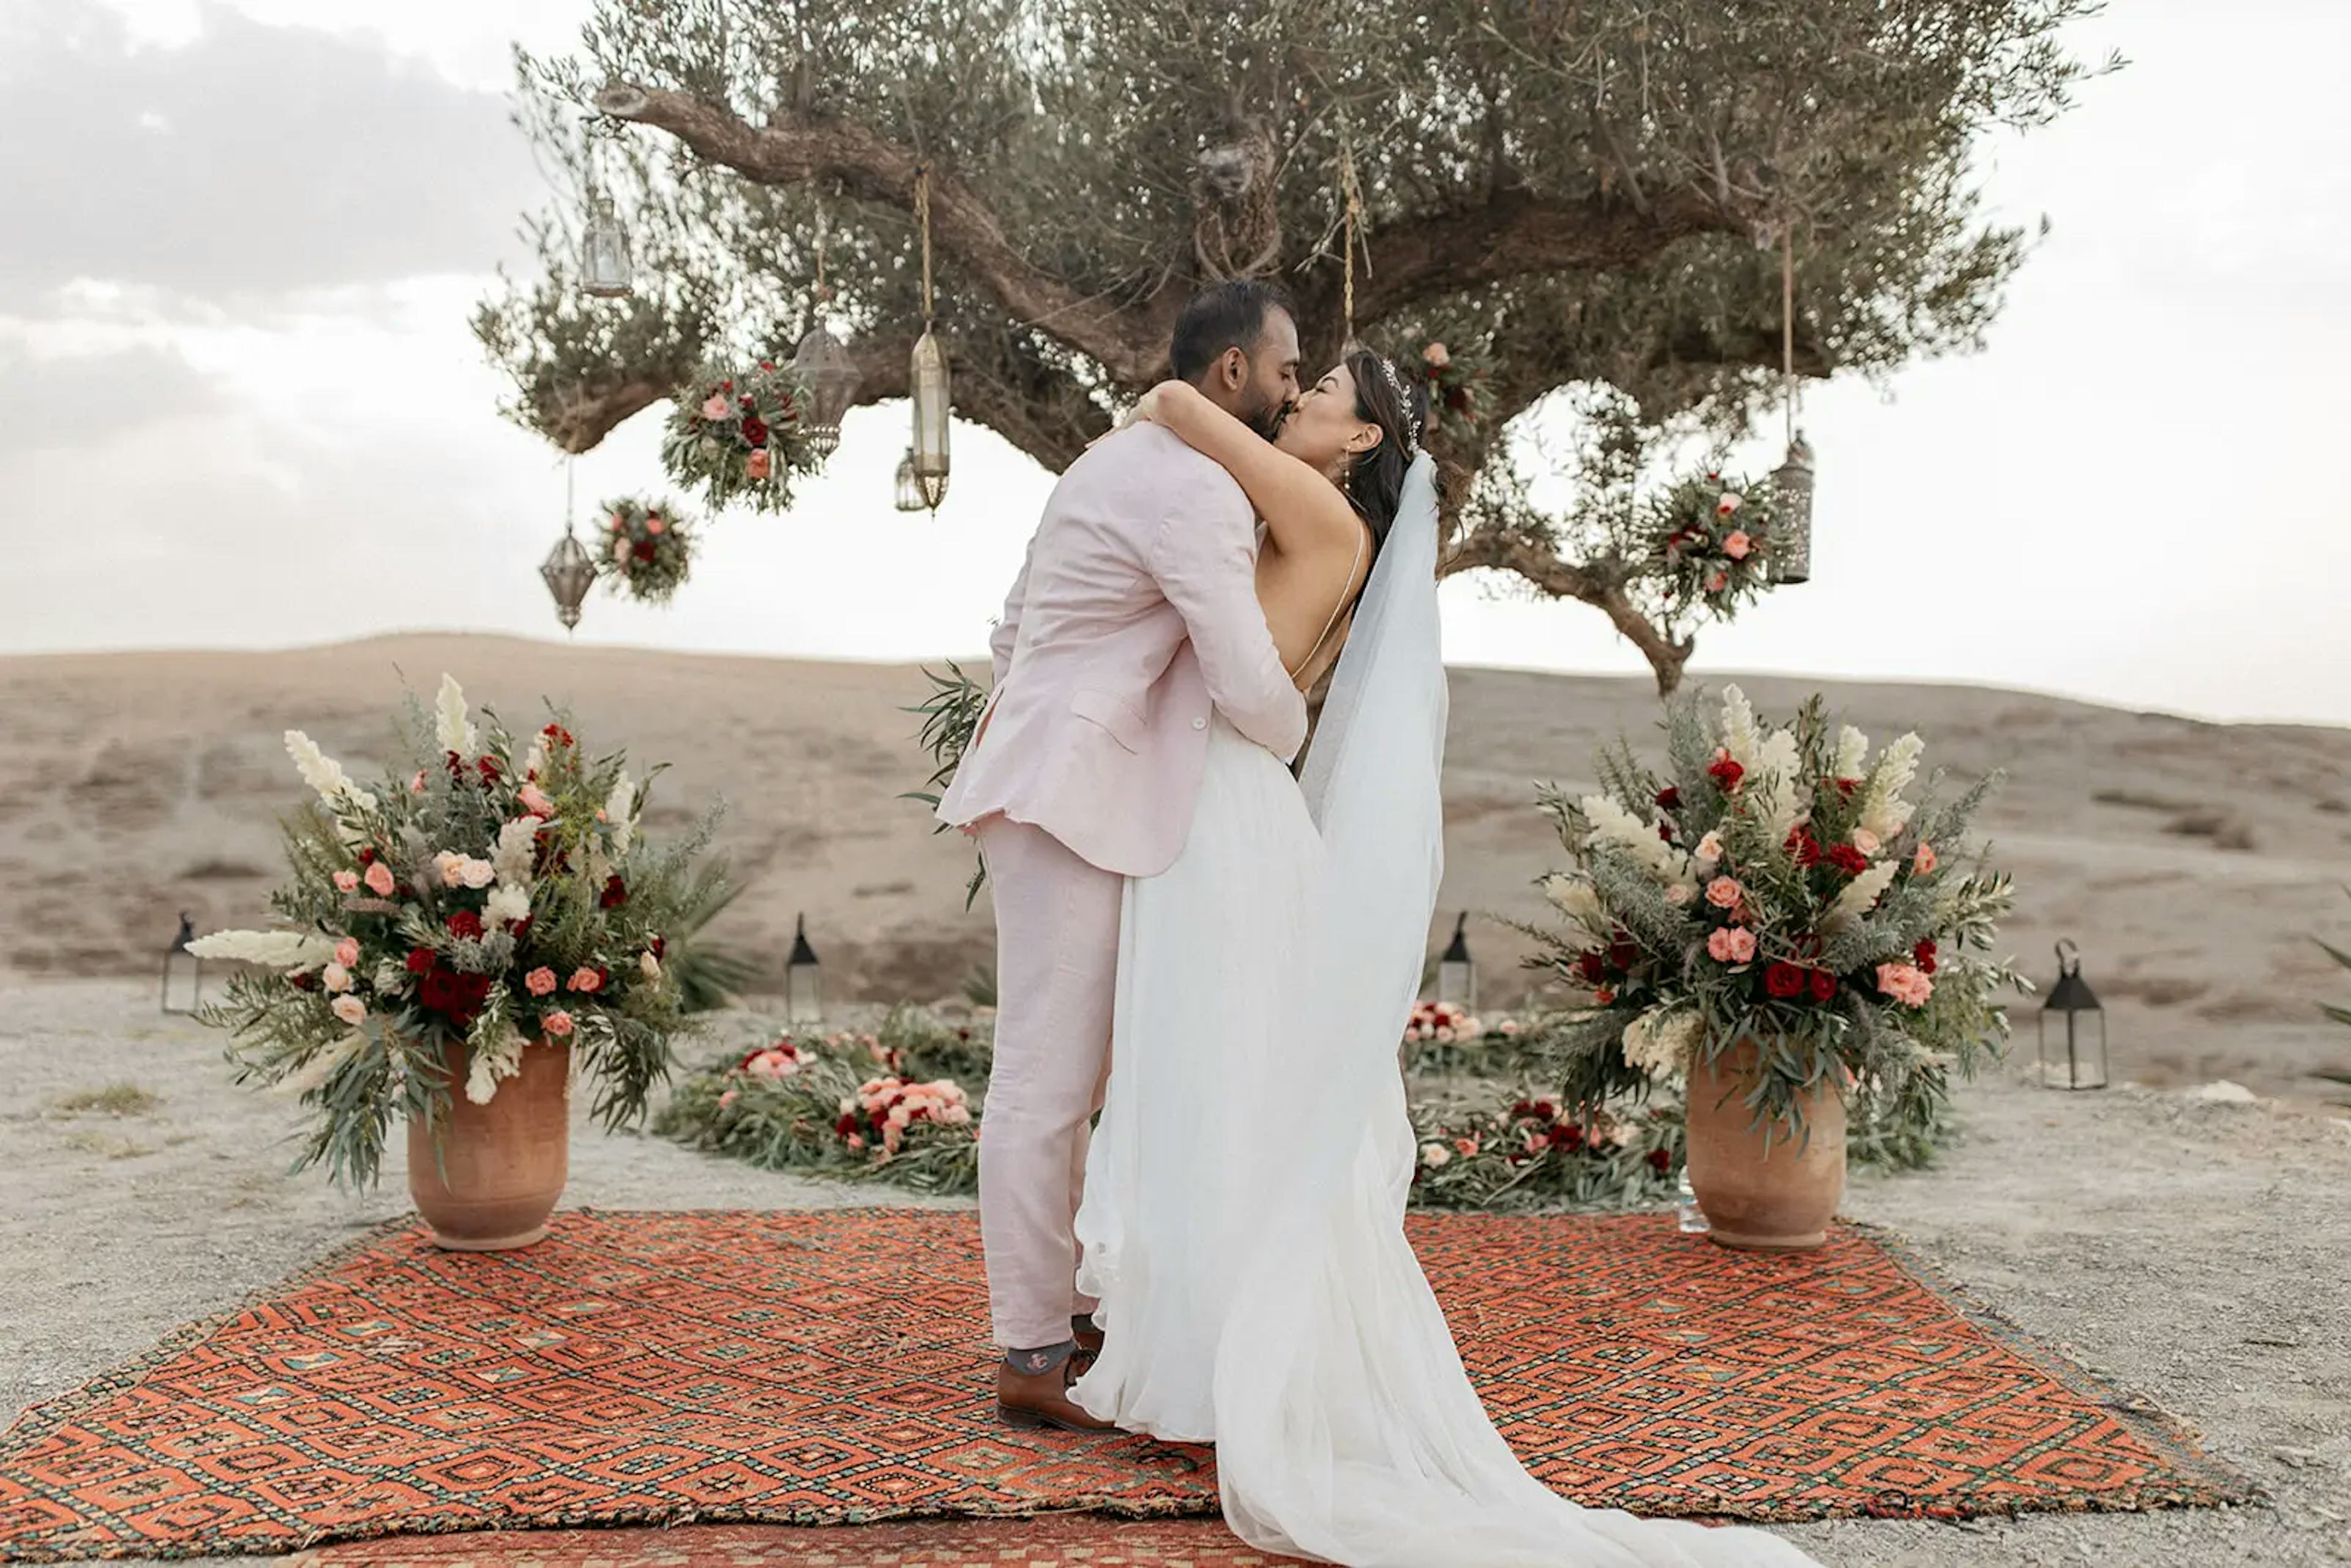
left=661, top=360, right=819, bottom=514
left=1651, top=470, right=1781, bottom=622
left=593, top=495, right=696, bottom=604
left=1414, top=338, right=1494, bottom=435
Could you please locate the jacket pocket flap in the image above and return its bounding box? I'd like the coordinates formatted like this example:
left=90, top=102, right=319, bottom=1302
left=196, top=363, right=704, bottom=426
left=1069, top=688, right=1147, bottom=752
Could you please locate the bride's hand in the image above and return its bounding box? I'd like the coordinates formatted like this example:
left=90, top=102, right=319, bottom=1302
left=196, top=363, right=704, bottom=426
left=1119, top=383, right=1173, bottom=430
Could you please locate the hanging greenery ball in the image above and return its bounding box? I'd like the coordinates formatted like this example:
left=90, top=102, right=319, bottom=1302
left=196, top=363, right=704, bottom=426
left=1651, top=469, right=1782, bottom=622
left=593, top=495, right=697, bottom=604
left=659, top=360, right=822, bottom=514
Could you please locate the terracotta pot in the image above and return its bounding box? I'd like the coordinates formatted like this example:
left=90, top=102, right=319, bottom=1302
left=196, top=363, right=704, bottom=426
left=1684, top=1040, right=1845, bottom=1251
left=407, top=1038, right=571, bottom=1251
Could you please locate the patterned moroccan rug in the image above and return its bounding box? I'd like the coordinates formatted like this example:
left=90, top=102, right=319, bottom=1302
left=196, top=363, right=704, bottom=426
left=0, top=1209, right=2249, bottom=1562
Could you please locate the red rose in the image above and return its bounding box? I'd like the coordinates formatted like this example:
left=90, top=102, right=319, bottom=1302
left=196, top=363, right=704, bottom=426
left=1835, top=778, right=1860, bottom=797
left=1510, top=1100, right=1535, bottom=1120
left=1531, top=1100, right=1557, bottom=1122
left=1764, top=962, right=1807, bottom=999
left=650, top=934, right=666, bottom=960
left=1575, top=951, right=1605, bottom=985
left=476, top=755, right=501, bottom=782
left=1784, top=825, right=1821, bottom=867
left=288, top=970, right=317, bottom=991
left=1809, top=969, right=1837, bottom=1003
left=1548, top=1123, right=1584, bottom=1152
left=447, top=909, right=484, bottom=941
left=1707, top=754, right=1745, bottom=793
left=1646, top=1149, right=1672, bottom=1173
left=1655, top=786, right=1682, bottom=811
left=759, top=359, right=775, bottom=370
left=510, top=916, right=534, bottom=943
left=1826, top=843, right=1871, bottom=877
left=835, top=1113, right=860, bottom=1139
left=1914, top=940, right=1938, bottom=975
left=406, top=947, right=438, bottom=975
left=1657, top=821, right=1674, bottom=844
left=358, top=847, right=378, bottom=866
left=632, top=539, right=657, bottom=563
left=600, top=874, right=628, bottom=909
left=741, top=415, right=770, bottom=448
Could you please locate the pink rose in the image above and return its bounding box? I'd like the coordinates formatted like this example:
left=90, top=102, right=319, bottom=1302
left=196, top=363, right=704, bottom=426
left=1852, top=828, right=1882, bottom=856
left=1875, top=962, right=1934, bottom=1008
left=1914, top=842, right=1938, bottom=876
left=364, top=861, right=397, bottom=898
left=334, top=937, right=361, bottom=968
left=525, top=967, right=559, bottom=997
left=410, top=770, right=427, bottom=793
left=1705, top=877, right=1744, bottom=910
left=1423, top=341, right=1452, bottom=369
left=846, top=1133, right=866, bottom=1152
left=519, top=782, right=555, bottom=817
left=746, top=449, right=772, bottom=481
left=331, top=994, right=367, bottom=1027
left=719, top=1088, right=738, bottom=1109
left=701, top=393, right=731, bottom=421
left=1454, top=1136, right=1480, bottom=1158
left=612, top=537, right=632, bottom=565
left=645, top=516, right=665, bottom=535
left=1706, top=571, right=1729, bottom=594
left=569, top=966, right=603, bottom=994
left=609, top=512, right=627, bottom=534
left=321, top=963, right=351, bottom=994
left=1707, top=927, right=1757, bottom=964
left=334, top=870, right=361, bottom=893
left=1664, top=882, right=1696, bottom=907
left=1723, top=530, right=1752, bottom=560
left=543, top=1010, right=575, bottom=1038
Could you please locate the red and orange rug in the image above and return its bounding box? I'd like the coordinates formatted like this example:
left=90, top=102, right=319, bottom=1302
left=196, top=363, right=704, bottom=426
left=0, top=1209, right=2249, bottom=1561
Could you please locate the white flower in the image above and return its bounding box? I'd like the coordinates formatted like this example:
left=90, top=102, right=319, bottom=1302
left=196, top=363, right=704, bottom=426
left=187, top=929, right=340, bottom=970
left=434, top=674, right=478, bottom=760
left=1622, top=1009, right=1703, bottom=1077
left=1832, top=724, right=1870, bottom=781
left=283, top=731, right=377, bottom=835
left=435, top=850, right=466, bottom=887
left=1419, top=1141, right=1452, bottom=1169
left=603, top=771, right=637, bottom=854
left=1717, top=686, right=1763, bottom=772
left=1859, top=733, right=1925, bottom=841
left=1542, top=874, right=1610, bottom=943
left=1693, top=831, right=1725, bottom=871
left=1750, top=729, right=1806, bottom=846
left=1715, top=491, right=1743, bottom=516
left=1826, top=860, right=1901, bottom=931
left=330, top=994, right=367, bottom=1027
left=640, top=951, right=662, bottom=981
left=464, top=1025, right=527, bottom=1105
left=1851, top=827, right=1882, bottom=856
left=266, top=1029, right=368, bottom=1099
left=520, top=733, right=547, bottom=781
left=485, top=882, right=532, bottom=928
left=1580, top=794, right=1689, bottom=886
left=612, top=537, right=632, bottom=564
left=321, top=962, right=351, bottom=994
left=1665, top=882, right=1697, bottom=906
left=457, top=857, right=497, bottom=891
left=491, top=817, right=541, bottom=888
left=372, top=960, right=406, bottom=992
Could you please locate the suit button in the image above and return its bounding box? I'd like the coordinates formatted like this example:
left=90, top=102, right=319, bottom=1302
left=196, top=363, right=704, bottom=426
left=1191, top=717, right=1207, bottom=730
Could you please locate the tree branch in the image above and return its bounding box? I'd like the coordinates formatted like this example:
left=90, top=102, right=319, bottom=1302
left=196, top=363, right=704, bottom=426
left=593, top=84, right=1168, bottom=384
left=1441, top=529, right=1693, bottom=696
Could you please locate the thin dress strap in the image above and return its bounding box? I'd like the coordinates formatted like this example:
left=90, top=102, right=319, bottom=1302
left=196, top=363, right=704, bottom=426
left=1286, top=523, right=1370, bottom=681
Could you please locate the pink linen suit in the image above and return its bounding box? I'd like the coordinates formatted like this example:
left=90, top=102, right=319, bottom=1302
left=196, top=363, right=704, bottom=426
left=937, top=423, right=1307, bottom=1351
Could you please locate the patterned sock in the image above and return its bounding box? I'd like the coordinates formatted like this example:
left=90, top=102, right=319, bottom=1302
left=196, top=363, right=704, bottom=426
left=1004, top=1340, right=1076, bottom=1377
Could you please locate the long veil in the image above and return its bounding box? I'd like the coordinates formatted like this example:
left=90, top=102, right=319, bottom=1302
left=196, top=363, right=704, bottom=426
left=1209, top=454, right=1817, bottom=1568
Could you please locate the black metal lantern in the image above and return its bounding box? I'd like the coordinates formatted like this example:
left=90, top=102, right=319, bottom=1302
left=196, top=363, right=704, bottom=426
left=1436, top=912, right=1476, bottom=1010
left=786, top=912, right=822, bottom=1026
left=579, top=195, right=632, bottom=299
left=2038, top=939, right=2109, bottom=1090
left=1769, top=432, right=1813, bottom=585
left=893, top=449, right=926, bottom=512
left=790, top=325, right=860, bottom=459
left=162, top=912, right=202, bottom=1015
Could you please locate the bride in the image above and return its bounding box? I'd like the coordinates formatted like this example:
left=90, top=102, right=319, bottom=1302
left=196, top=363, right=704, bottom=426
left=1070, top=353, right=1819, bottom=1568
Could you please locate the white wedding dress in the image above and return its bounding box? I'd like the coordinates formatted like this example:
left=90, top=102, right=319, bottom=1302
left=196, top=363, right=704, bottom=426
left=1071, top=456, right=1818, bottom=1568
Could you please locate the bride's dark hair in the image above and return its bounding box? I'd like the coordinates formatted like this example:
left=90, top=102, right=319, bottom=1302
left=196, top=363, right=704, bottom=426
left=1340, top=346, right=1430, bottom=552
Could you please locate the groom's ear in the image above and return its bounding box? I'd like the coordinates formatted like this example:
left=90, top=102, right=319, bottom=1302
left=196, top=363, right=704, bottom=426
left=1211, top=347, right=1247, bottom=395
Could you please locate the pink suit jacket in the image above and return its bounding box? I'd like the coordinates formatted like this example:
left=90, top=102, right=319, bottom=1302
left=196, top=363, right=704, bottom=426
left=936, top=424, right=1307, bottom=877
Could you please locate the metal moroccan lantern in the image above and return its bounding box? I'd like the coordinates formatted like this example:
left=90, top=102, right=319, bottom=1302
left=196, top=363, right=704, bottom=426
left=893, top=449, right=926, bottom=512
left=786, top=912, right=822, bottom=1026
left=1769, top=432, right=1814, bottom=585
left=1436, top=912, right=1477, bottom=1010
left=909, top=328, right=951, bottom=511
left=790, top=325, right=859, bottom=459
left=579, top=195, right=633, bottom=299
left=162, top=912, right=203, bottom=1015
left=541, top=528, right=595, bottom=631
left=2038, top=939, right=2109, bottom=1090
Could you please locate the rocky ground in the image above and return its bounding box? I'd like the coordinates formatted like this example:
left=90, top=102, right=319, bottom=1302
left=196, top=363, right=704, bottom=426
left=3, top=978, right=2347, bottom=1566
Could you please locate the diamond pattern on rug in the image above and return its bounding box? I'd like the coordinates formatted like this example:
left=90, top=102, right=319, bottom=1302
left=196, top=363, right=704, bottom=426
left=0, top=1210, right=2249, bottom=1561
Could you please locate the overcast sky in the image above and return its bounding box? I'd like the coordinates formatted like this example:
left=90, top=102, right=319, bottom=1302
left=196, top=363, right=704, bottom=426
left=2, top=0, right=2344, bottom=726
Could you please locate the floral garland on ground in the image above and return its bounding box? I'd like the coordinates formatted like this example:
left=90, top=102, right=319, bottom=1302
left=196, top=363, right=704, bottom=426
left=1415, top=339, right=1494, bottom=435
left=1411, top=1090, right=1681, bottom=1211
left=660, top=360, right=820, bottom=514
left=1651, top=470, right=1777, bottom=622
left=1518, top=685, right=2024, bottom=1146
left=1401, top=1001, right=1540, bottom=1076
left=192, top=677, right=714, bottom=1188
left=594, top=495, right=696, bottom=604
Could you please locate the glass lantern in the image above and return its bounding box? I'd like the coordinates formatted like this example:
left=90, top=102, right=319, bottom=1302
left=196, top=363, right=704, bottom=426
left=579, top=197, right=633, bottom=299
left=786, top=913, right=822, bottom=1026
left=161, top=912, right=203, bottom=1015
left=893, top=449, right=926, bottom=512
left=2038, top=939, right=2109, bottom=1090
left=790, top=325, right=860, bottom=459
left=1436, top=912, right=1476, bottom=1010
left=909, top=329, right=951, bottom=511
left=1769, top=432, right=1813, bottom=585
left=540, top=530, right=595, bottom=631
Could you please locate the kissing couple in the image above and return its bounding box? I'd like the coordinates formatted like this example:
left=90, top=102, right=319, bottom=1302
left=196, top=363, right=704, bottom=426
left=937, top=282, right=1815, bottom=1567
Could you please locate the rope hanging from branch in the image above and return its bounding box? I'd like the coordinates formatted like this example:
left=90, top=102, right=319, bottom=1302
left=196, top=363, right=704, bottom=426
left=1339, top=137, right=1367, bottom=349
left=1781, top=225, right=1796, bottom=445
left=915, top=166, right=936, bottom=327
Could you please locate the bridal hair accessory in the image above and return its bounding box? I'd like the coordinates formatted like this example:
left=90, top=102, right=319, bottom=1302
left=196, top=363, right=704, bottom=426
left=1373, top=353, right=1423, bottom=453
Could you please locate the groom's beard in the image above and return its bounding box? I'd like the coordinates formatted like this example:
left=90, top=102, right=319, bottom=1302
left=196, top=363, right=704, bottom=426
left=1247, top=398, right=1294, bottom=444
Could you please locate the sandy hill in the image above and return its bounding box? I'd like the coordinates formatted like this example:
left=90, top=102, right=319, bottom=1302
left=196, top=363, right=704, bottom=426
left=5, top=634, right=2347, bottom=1098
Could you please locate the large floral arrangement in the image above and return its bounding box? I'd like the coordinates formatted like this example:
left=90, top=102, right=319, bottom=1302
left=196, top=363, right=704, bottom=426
left=656, top=1007, right=988, bottom=1193
left=594, top=495, right=696, bottom=604
left=1411, top=1092, right=1681, bottom=1210
left=1650, top=470, right=1778, bottom=623
left=193, top=677, right=716, bottom=1187
left=660, top=360, right=819, bottom=514
left=1522, top=686, right=2023, bottom=1143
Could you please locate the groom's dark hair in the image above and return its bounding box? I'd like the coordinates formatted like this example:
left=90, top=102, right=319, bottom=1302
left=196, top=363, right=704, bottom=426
left=1169, top=279, right=1294, bottom=383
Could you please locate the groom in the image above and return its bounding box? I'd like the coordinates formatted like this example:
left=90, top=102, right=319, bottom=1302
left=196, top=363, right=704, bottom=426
left=937, top=280, right=1307, bottom=1430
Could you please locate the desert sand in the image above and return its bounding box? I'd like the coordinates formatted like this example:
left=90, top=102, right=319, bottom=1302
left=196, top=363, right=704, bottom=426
left=3, top=633, right=2347, bottom=1095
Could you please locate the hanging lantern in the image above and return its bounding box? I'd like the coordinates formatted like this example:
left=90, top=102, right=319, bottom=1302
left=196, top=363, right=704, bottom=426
left=786, top=913, right=822, bottom=1026
left=893, top=449, right=926, bottom=512
left=2038, top=939, right=2109, bottom=1090
left=161, top=912, right=202, bottom=1015
left=1436, top=912, right=1477, bottom=1010
left=1770, top=432, right=1814, bottom=585
left=541, top=528, right=594, bottom=631
left=579, top=195, right=632, bottom=299
left=909, top=329, right=951, bottom=511
left=790, top=325, right=859, bottom=459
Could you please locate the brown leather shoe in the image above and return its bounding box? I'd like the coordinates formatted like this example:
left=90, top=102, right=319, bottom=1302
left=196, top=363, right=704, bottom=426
left=996, top=1359, right=1118, bottom=1433
left=1070, top=1315, right=1104, bottom=1376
